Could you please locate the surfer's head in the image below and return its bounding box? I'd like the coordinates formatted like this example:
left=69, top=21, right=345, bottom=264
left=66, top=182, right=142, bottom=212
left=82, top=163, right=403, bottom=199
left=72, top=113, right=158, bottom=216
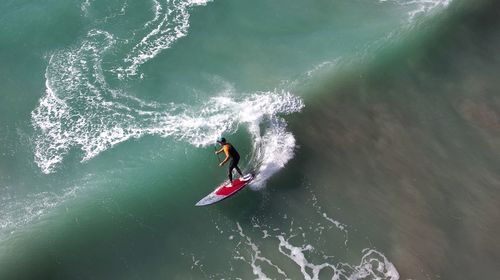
left=217, top=137, right=226, bottom=144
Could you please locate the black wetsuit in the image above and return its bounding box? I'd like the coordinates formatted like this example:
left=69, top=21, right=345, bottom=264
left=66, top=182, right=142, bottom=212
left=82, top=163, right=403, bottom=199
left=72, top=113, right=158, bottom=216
left=226, top=143, right=242, bottom=182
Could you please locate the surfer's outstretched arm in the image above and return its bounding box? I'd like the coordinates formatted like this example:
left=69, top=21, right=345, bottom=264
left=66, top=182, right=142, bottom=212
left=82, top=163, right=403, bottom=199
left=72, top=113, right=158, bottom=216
left=219, top=146, right=230, bottom=166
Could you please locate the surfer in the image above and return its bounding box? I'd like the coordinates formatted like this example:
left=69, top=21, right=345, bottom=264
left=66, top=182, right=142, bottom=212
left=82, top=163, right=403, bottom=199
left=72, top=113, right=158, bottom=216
left=215, top=137, right=243, bottom=183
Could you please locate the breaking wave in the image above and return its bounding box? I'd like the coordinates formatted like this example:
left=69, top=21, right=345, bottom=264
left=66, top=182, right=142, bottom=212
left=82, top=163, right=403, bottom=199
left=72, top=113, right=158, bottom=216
left=32, top=0, right=304, bottom=181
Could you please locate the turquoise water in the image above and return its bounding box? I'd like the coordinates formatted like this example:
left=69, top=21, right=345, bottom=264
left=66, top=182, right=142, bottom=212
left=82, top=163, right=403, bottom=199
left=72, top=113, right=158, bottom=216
left=1, top=0, right=500, bottom=279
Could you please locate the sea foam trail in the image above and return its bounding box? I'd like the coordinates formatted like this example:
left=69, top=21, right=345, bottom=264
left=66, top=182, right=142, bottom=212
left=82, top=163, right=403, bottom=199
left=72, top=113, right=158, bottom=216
left=33, top=55, right=303, bottom=175
left=206, top=209, right=399, bottom=280
left=115, top=0, right=213, bottom=78
left=81, top=0, right=211, bottom=78
left=32, top=32, right=303, bottom=175
left=33, top=0, right=304, bottom=178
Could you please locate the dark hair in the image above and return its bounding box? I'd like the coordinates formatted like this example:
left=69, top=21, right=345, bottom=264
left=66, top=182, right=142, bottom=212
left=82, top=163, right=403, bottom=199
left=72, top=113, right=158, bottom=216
left=218, top=137, right=226, bottom=143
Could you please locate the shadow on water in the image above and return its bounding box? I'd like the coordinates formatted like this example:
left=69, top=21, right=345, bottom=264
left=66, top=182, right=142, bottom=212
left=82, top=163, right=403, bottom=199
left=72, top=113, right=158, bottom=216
left=286, top=0, right=500, bottom=279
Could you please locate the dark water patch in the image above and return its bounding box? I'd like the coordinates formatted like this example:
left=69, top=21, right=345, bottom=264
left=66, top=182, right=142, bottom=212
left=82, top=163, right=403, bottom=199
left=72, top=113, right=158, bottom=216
left=291, top=0, right=500, bottom=278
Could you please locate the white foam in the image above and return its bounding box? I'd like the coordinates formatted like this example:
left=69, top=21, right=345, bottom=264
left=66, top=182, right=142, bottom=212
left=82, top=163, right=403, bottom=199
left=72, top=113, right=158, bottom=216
left=229, top=220, right=399, bottom=280
left=0, top=185, right=83, bottom=240
left=208, top=192, right=400, bottom=280
left=32, top=30, right=117, bottom=174
left=33, top=0, right=303, bottom=194
left=379, top=0, right=452, bottom=21
left=249, top=119, right=299, bottom=189
left=145, top=0, right=163, bottom=29
left=81, top=0, right=92, bottom=15
left=345, top=249, right=400, bottom=280
left=277, top=235, right=336, bottom=280
left=116, top=0, right=213, bottom=78
left=33, top=52, right=303, bottom=174
left=234, top=222, right=289, bottom=280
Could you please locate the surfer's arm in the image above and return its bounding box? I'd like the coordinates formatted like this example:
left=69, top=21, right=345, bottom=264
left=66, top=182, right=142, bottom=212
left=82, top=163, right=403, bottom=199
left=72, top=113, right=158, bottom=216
left=220, top=156, right=230, bottom=166
left=219, top=146, right=231, bottom=166
left=215, top=147, right=224, bottom=154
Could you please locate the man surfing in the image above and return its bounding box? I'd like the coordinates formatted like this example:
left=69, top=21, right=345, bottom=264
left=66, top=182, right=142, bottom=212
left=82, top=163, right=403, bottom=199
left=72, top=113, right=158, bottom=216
left=215, top=137, right=243, bottom=184
left=195, top=138, right=253, bottom=206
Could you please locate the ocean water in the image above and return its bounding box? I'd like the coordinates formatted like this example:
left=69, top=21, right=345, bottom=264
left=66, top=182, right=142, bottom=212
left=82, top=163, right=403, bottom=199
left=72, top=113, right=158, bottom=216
left=1, top=0, right=500, bottom=279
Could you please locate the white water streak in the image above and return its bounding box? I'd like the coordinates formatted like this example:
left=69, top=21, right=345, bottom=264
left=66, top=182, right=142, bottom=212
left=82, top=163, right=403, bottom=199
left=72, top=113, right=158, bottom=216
left=231, top=221, right=399, bottom=280
left=235, top=222, right=289, bottom=280
left=117, top=0, right=212, bottom=78
left=380, top=0, right=452, bottom=21
left=34, top=0, right=303, bottom=183
left=0, top=185, right=83, bottom=239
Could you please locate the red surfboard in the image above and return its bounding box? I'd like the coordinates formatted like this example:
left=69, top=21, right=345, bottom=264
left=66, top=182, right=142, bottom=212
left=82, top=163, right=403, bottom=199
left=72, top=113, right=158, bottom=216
left=195, top=174, right=254, bottom=206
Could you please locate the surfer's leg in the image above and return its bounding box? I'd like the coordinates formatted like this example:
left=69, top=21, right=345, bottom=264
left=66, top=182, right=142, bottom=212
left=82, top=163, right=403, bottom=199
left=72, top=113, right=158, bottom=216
left=232, top=157, right=242, bottom=177
left=228, top=159, right=235, bottom=182
left=235, top=166, right=243, bottom=176
left=228, top=166, right=233, bottom=182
